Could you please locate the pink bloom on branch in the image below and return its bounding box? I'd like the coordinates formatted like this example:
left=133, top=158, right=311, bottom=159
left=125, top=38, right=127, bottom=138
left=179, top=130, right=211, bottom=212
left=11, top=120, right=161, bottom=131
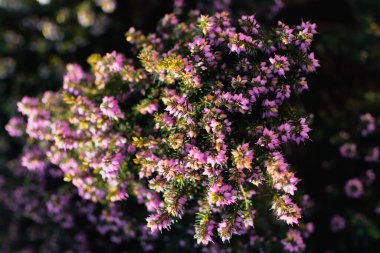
left=146, top=210, right=173, bottom=233
left=281, top=229, right=305, bottom=253
left=100, top=96, right=125, bottom=120
left=269, top=54, right=290, bottom=76
left=256, top=128, right=281, bottom=150
left=5, top=116, right=25, bottom=137
left=208, top=182, right=237, bottom=206
left=21, top=146, right=48, bottom=172
left=17, top=97, right=39, bottom=116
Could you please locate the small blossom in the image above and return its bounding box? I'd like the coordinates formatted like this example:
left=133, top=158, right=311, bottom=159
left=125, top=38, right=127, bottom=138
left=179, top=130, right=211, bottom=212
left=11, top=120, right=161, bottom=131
left=231, top=143, right=254, bottom=170
left=100, top=96, right=125, bottom=120
left=330, top=215, right=346, bottom=232
left=281, top=229, right=306, bottom=253
left=344, top=178, right=364, bottom=198
left=208, top=182, right=237, bottom=206
left=5, top=116, right=25, bottom=137
left=269, top=55, right=290, bottom=76
left=339, top=143, right=357, bottom=159
left=360, top=113, right=376, bottom=136
left=21, top=146, right=48, bottom=172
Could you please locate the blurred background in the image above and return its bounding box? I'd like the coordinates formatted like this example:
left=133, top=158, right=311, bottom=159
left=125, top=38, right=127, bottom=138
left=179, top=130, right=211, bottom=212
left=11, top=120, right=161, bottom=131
left=0, top=0, right=379, bottom=252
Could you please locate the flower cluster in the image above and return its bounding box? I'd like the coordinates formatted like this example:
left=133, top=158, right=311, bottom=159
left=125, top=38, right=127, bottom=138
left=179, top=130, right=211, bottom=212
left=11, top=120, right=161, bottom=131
left=7, top=12, right=318, bottom=250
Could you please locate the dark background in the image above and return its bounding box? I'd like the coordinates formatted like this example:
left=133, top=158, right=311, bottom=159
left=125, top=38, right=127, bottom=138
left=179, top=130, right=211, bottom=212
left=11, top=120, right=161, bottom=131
left=1, top=0, right=380, bottom=252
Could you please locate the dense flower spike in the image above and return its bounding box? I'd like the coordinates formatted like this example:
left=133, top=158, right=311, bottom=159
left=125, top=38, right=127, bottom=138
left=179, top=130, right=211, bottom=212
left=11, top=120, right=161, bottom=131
left=8, top=12, right=318, bottom=248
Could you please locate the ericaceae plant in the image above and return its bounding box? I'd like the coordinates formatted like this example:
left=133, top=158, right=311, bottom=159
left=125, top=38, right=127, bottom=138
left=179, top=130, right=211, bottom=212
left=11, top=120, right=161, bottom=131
left=7, top=12, right=318, bottom=249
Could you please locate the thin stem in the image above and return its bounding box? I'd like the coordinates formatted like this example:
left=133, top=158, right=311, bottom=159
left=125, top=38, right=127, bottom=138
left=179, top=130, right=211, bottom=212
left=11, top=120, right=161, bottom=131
left=240, top=184, right=249, bottom=211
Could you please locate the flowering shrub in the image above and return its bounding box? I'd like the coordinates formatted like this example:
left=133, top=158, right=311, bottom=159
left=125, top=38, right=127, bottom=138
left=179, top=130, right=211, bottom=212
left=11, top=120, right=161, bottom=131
left=6, top=11, right=318, bottom=251
left=128, top=12, right=318, bottom=243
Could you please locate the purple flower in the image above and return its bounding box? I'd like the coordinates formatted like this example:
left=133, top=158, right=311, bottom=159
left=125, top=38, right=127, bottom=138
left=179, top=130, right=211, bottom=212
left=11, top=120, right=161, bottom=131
left=291, top=118, right=311, bottom=144
left=339, top=143, right=357, bottom=159
left=256, top=128, right=281, bottom=150
left=303, top=52, right=320, bottom=72
left=344, top=178, right=364, bottom=198
left=239, top=15, right=260, bottom=35
left=330, top=215, right=346, bottom=232
left=269, top=55, right=290, bottom=76
left=364, top=147, right=379, bottom=162
left=360, top=113, right=376, bottom=136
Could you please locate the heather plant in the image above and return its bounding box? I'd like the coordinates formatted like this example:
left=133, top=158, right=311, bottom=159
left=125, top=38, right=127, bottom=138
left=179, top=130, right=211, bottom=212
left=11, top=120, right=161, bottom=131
left=128, top=12, right=318, bottom=243
left=4, top=0, right=380, bottom=252
left=7, top=11, right=318, bottom=251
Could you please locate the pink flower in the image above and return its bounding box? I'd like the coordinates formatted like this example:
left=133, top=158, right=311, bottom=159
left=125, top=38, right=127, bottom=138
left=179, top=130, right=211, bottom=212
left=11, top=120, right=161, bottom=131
left=208, top=182, right=237, bottom=206
left=231, top=143, right=254, bottom=170
left=100, top=96, right=125, bottom=120
left=21, top=146, right=48, bottom=172
left=99, top=153, right=125, bottom=180
left=195, top=220, right=215, bottom=245
left=17, top=97, right=39, bottom=116
left=5, top=116, right=25, bottom=137
left=281, top=229, right=305, bottom=253
left=146, top=210, right=173, bottom=233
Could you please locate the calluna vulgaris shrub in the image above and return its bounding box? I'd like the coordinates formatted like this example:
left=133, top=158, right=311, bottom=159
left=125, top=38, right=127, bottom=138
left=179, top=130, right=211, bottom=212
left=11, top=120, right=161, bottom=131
left=7, top=11, right=319, bottom=251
